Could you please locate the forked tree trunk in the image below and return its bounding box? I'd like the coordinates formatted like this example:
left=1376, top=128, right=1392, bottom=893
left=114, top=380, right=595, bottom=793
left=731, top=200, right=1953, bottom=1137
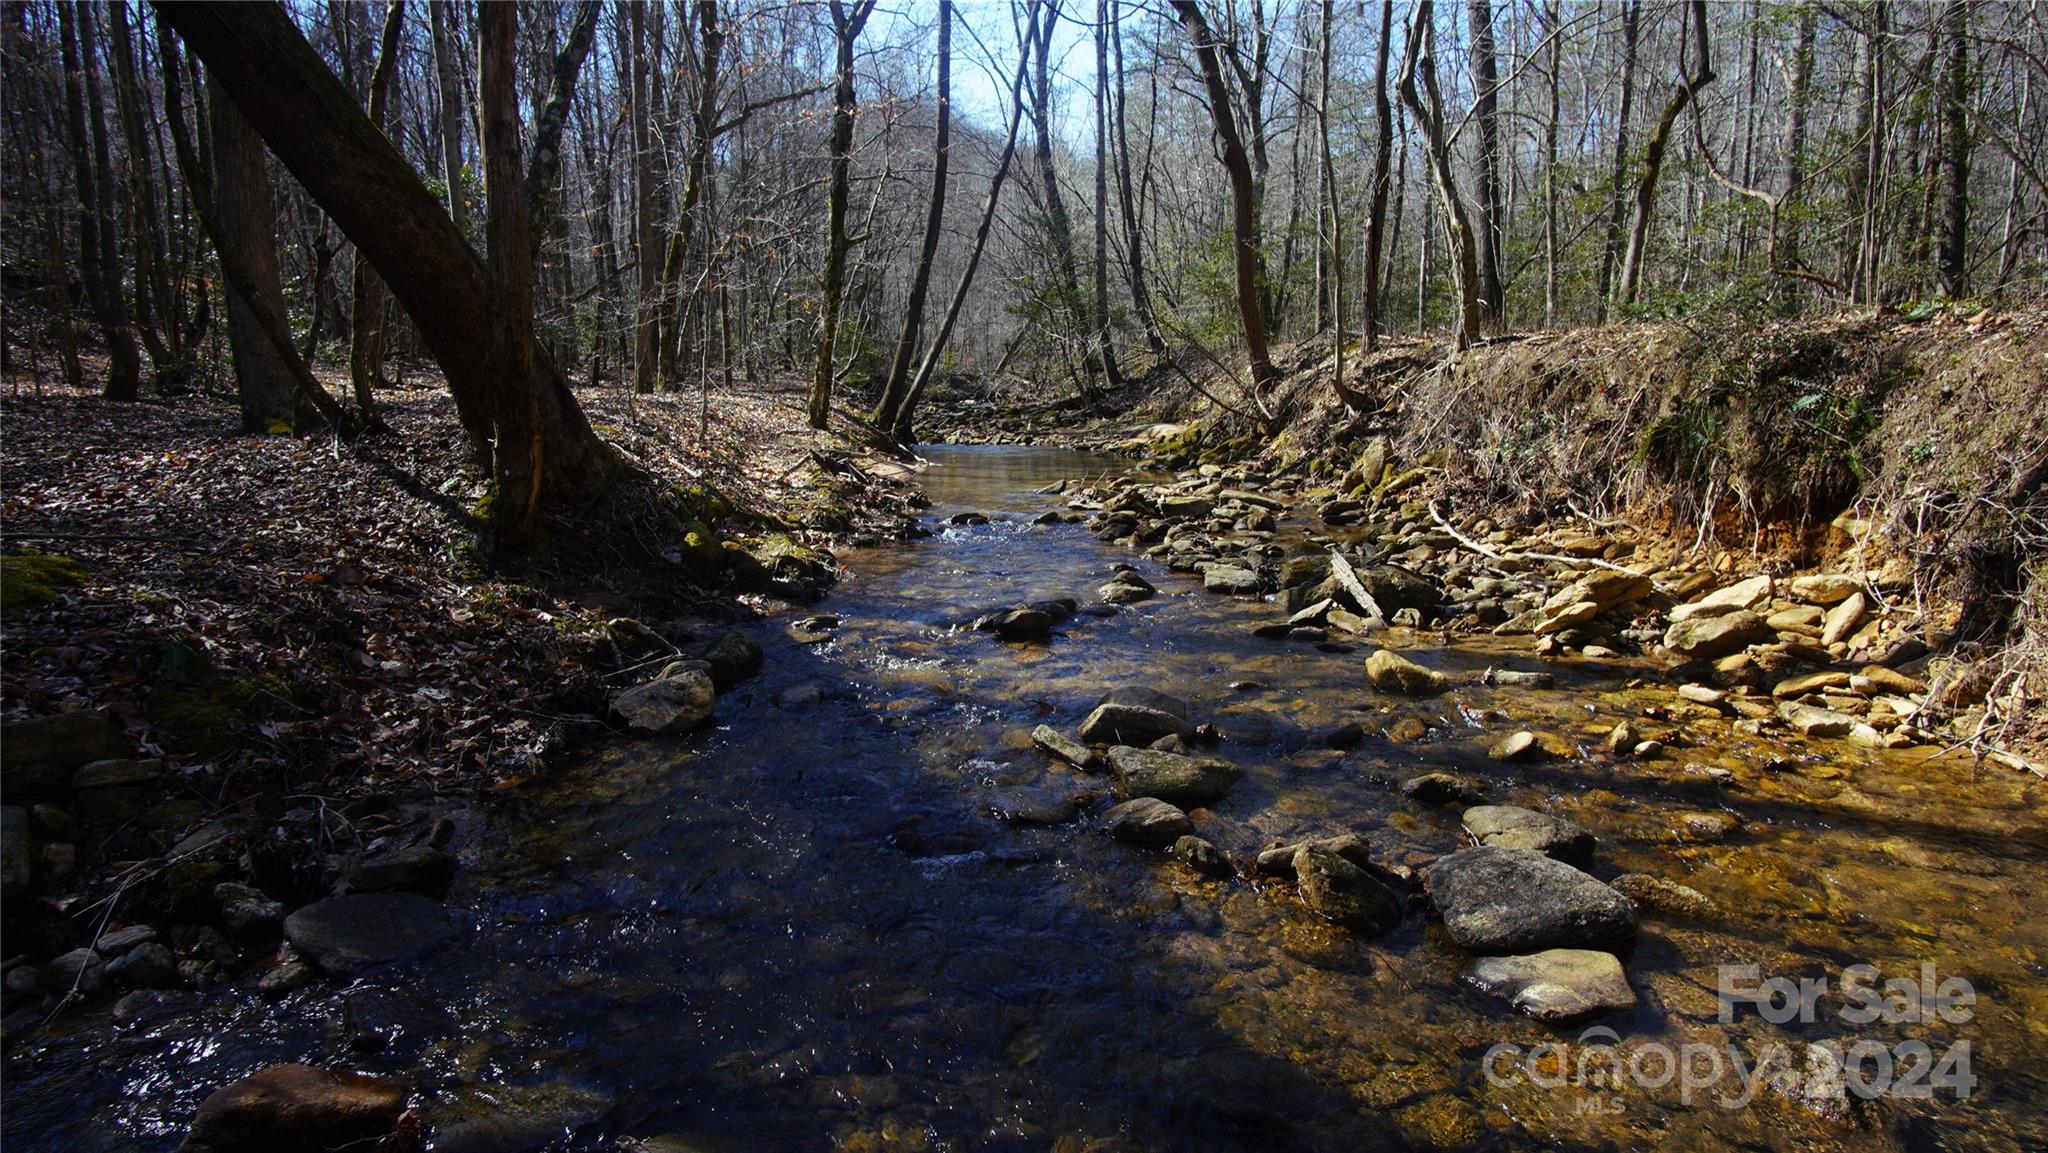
left=154, top=0, right=608, bottom=504
left=1172, top=0, right=1281, bottom=404
left=873, top=1, right=950, bottom=435
left=1398, top=0, right=1483, bottom=349
left=1617, top=0, right=1714, bottom=306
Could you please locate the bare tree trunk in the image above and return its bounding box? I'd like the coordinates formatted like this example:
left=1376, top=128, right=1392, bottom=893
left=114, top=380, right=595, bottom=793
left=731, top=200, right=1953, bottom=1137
left=1173, top=0, right=1281, bottom=406
left=1617, top=0, right=1714, bottom=306
left=1543, top=0, right=1560, bottom=325
left=1026, top=0, right=1103, bottom=397
left=1362, top=0, right=1394, bottom=349
left=629, top=0, right=657, bottom=394
left=59, top=2, right=142, bottom=401
left=1399, top=0, right=1483, bottom=349
left=1596, top=0, right=1640, bottom=322
left=1110, top=3, right=1167, bottom=358
left=480, top=0, right=542, bottom=541
left=349, top=0, right=404, bottom=431
left=874, top=1, right=950, bottom=435
left=1776, top=4, right=1815, bottom=308
left=809, top=0, right=875, bottom=429
left=107, top=1, right=178, bottom=379
left=204, top=74, right=300, bottom=433
left=655, top=0, right=724, bottom=391
left=429, top=0, right=467, bottom=236
left=1317, top=0, right=1344, bottom=397
left=1091, top=0, right=1121, bottom=388
left=1936, top=0, right=1970, bottom=298
left=1465, top=0, right=1504, bottom=328
left=895, top=0, right=1039, bottom=444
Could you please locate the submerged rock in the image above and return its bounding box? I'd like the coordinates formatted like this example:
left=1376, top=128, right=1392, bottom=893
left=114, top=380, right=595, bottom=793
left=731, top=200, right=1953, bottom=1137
left=1106, top=747, right=1242, bottom=807
left=983, top=607, right=1054, bottom=642
left=1425, top=846, right=1638, bottom=955
left=1172, top=835, right=1234, bottom=878
left=283, top=892, right=457, bottom=976
left=1401, top=772, right=1484, bottom=806
left=1078, top=702, right=1194, bottom=747
left=182, top=1064, right=405, bottom=1153
left=1293, top=843, right=1403, bottom=935
left=1365, top=649, right=1449, bottom=696
left=1608, top=873, right=1719, bottom=920
left=1465, top=948, right=1637, bottom=1022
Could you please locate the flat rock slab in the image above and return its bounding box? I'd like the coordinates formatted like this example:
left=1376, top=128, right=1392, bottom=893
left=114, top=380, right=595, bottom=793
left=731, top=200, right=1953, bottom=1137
left=1778, top=700, right=1858, bottom=737
left=283, top=892, right=457, bottom=976
left=1465, top=948, right=1637, bottom=1022
left=1203, top=565, right=1261, bottom=595
left=1030, top=724, right=1103, bottom=771
left=1662, top=610, right=1774, bottom=659
left=1426, top=846, right=1637, bottom=955
left=1105, top=747, right=1242, bottom=807
left=1461, top=805, right=1596, bottom=865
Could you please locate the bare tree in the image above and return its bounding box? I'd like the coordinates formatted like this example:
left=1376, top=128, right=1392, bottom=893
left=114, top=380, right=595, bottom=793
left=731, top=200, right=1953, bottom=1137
left=1399, top=0, right=1483, bottom=349
left=809, top=0, right=877, bottom=429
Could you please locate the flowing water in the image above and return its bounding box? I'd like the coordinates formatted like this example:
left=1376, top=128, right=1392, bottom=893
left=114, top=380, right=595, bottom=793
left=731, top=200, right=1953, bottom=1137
left=7, top=445, right=2047, bottom=1152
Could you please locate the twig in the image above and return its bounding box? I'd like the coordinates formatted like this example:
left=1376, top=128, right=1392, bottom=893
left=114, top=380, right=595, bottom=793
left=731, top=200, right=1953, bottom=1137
left=1429, top=499, right=1666, bottom=589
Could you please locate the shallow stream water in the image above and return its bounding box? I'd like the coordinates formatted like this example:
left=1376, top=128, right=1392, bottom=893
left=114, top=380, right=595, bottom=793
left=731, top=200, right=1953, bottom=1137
left=6, top=445, right=2047, bottom=1152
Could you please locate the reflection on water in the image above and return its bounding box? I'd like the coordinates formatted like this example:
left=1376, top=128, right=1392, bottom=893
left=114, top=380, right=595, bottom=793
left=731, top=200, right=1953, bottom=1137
left=6, top=445, right=2046, bottom=1152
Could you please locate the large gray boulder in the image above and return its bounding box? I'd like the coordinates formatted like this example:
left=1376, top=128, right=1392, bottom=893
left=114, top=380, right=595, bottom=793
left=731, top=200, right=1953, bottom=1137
left=1105, top=747, right=1242, bottom=807
left=1425, top=846, right=1638, bottom=955
left=1662, top=610, right=1775, bottom=659
left=1079, top=702, right=1194, bottom=747
left=1102, top=797, right=1193, bottom=847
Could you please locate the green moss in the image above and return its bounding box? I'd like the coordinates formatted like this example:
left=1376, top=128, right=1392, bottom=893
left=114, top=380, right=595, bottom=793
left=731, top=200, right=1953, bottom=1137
left=265, top=419, right=295, bottom=436
left=148, top=672, right=294, bottom=758
left=0, top=551, right=89, bottom=613
left=680, top=519, right=724, bottom=576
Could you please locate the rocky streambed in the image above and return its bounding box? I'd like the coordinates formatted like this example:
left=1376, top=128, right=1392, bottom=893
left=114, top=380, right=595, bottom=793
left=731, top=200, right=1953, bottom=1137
left=4, top=444, right=2045, bottom=1153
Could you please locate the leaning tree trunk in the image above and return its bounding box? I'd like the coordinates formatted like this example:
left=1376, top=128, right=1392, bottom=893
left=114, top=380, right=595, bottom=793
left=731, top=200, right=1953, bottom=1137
left=873, top=0, right=950, bottom=436
left=154, top=0, right=608, bottom=503
left=1617, top=0, right=1713, bottom=306
left=1398, top=0, right=1484, bottom=350
left=1362, top=0, right=1393, bottom=349
left=1109, top=4, right=1167, bottom=359
left=1172, top=0, right=1282, bottom=408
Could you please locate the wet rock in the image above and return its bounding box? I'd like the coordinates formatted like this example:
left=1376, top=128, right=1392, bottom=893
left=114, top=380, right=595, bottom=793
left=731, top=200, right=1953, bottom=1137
left=1460, top=805, right=1595, bottom=865
left=1609, top=873, right=1719, bottom=919
left=1602, top=720, right=1641, bottom=756
left=1, top=805, right=32, bottom=898
left=1203, top=565, right=1261, bottom=595
left=215, top=882, right=286, bottom=933
left=1673, top=811, right=1742, bottom=842
left=1029, top=724, right=1103, bottom=772
left=1479, top=667, right=1555, bottom=689
left=1079, top=702, right=1194, bottom=748
left=1677, top=683, right=1728, bottom=707
left=1820, top=592, right=1870, bottom=646
left=258, top=962, right=315, bottom=998
left=94, top=925, right=157, bottom=955
left=1778, top=700, right=1857, bottom=737
left=1149, top=732, right=1193, bottom=754
left=182, top=1064, right=405, bottom=1153
left=1102, top=797, right=1193, bottom=847
left=1365, top=649, right=1449, bottom=696
left=1098, top=571, right=1156, bottom=604
left=1386, top=716, right=1430, bottom=742
left=106, top=942, right=178, bottom=987
left=1293, top=843, right=1403, bottom=935
left=1425, top=846, right=1638, bottom=954
left=1172, top=835, right=1234, bottom=878
left=426, top=1079, right=613, bottom=1153
left=1256, top=832, right=1376, bottom=878
left=41, top=947, right=106, bottom=996
left=1401, top=772, right=1484, bottom=806
left=1487, top=731, right=1545, bottom=762
left=1106, top=747, right=1243, bottom=808
left=699, top=631, right=764, bottom=689
left=1770, top=1042, right=1863, bottom=1126
left=610, top=669, right=716, bottom=735
left=0, top=709, right=128, bottom=769
left=283, top=892, right=457, bottom=976
left=1465, top=948, right=1636, bottom=1022
left=347, top=844, right=457, bottom=894
left=983, top=607, right=1055, bottom=642
left=1662, top=610, right=1775, bottom=659
left=986, top=789, right=1083, bottom=826
left=1320, top=721, right=1366, bottom=749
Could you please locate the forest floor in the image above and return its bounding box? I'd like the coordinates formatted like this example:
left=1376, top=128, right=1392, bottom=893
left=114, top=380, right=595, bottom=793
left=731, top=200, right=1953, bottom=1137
left=0, top=359, right=923, bottom=966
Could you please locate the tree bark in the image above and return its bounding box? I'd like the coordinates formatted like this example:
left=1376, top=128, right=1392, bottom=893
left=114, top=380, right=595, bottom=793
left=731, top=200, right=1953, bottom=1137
left=1091, top=0, right=1121, bottom=387
left=154, top=0, right=607, bottom=502
left=107, top=1, right=178, bottom=379
left=808, top=0, right=876, bottom=429
left=1172, top=0, right=1281, bottom=404
left=429, top=0, right=467, bottom=236
left=205, top=74, right=302, bottom=434
left=1464, top=0, right=1504, bottom=327
left=348, top=0, right=404, bottom=430
left=1109, top=3, right=1167, bottom=358
left=59, top=2, right=142, bottom=401
left=1398, top=0, right=1483, bottom=349
left=480, top=1, right=542, bottom=541
left=1362, top=0, right=1393, bottom=349
left=1542, top=0, right=1560, bottom=326
left=1617, top=0, right=1714, bottom=306
left=1936, top=0, right=1970, bottom=298
left=628, top=0, right=657, bottom=394
left=873, top=1, right=950, bottom=435
left=655, top=0, right=725, bottom=391
left=1596, top=0, right=1640, bottom=321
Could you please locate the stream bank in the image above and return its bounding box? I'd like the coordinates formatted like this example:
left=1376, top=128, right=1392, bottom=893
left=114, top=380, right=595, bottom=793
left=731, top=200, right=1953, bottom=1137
left=5, top=443, right=2045, bottom=1153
